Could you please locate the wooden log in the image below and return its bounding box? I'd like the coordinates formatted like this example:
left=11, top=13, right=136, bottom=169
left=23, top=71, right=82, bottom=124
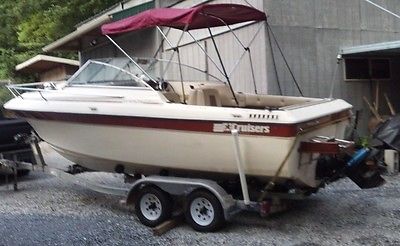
left=363, top=96, right=383, bottom=122
left=152, top=216, right=183, bottom=236
left=375, top=81, right=379, bottom=111
left=384, top=93, right=396, bottom=116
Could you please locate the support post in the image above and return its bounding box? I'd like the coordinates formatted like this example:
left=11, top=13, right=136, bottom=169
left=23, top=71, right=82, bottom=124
left=176, top=50, right=186, bottom=104
left=364, top=0, right=400, bottom=20
left=231, top=129, right=250, bottom=205
left=266, top=23, right=304, bottom=97
left=207, top=27, right=239, bottom=106
left=204, top=15, right=261, bottom=94
left=13, top=165, right=18, bottom=191
left=187, top=31, right=225, bottom=78
left=156, top=25, right=188, bottom=103
left=30, top=133, right=46, bottom=171
left=247, top=49, right=258, bottom=94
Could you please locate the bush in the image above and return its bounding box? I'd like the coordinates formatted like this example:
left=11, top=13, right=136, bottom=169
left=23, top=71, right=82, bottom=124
left=0, top=86, right=12, bottom=115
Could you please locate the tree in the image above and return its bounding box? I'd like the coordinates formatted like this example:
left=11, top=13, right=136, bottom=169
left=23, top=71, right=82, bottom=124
left=0, top=0, right=122, bottom=79
left=0, top=88, right=12, bottom=106
left=0, top=0, right=121, bottom=105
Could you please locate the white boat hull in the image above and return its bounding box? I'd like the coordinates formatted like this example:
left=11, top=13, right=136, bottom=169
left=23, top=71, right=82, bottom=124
left=5, top=86, right=352, bottom=188
left=27, top=116, right=349, bottom=187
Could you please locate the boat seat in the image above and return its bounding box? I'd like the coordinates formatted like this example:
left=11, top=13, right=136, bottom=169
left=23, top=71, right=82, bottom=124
left=191, top=84, right=244, bottom=107
left=187, top=88, right=222, bottom=106
left=168, top=82, right=315, bottom=108
left=241, top=93, right=313, bottom=108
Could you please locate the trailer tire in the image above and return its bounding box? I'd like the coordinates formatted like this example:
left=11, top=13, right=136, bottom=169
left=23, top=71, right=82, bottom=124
left=135, top=185, right=172, bottom=227
left=185, top=189, right=225, bottom=232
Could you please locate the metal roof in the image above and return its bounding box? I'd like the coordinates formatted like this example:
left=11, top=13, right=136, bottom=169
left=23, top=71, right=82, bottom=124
left=340, top=40, right=400, bottom=57
left=111, top=1, right=154, bottom=21
left=15, top=55, right=79, bottom=73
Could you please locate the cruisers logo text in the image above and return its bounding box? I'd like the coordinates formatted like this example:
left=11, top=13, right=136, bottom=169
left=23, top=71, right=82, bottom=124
left=213, top=123, right=270, bottom=134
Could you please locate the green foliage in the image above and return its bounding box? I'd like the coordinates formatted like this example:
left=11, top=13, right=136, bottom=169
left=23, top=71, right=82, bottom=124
left=0, top=84, right=14, bottom=114
left=357, top=136, right=370, bottom=148
left=0, top=1, right=18, bottom=50
left=0, top=0, right=121, bottom=82
left=0, top=87, right=12, bottom=106
left=0, top=49, right=16, bottom=79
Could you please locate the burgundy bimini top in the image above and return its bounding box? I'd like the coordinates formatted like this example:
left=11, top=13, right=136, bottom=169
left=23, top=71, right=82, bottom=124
left=101, top=3, right=267, bottom=35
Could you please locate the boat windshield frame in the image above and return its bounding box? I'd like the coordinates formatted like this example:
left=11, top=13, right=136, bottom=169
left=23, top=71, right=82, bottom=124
left=67, top=60, right=155, bottom=90
left=67, top=57, right=225, bottom=89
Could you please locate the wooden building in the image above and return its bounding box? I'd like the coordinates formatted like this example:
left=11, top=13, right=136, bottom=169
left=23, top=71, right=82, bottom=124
left=15, top=55, right=79, bottom=82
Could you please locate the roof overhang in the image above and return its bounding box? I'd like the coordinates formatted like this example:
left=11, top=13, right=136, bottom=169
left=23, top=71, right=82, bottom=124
left=43, top=15, right=111, bottom=52
left=0, top=80, right=11, bottom=85
left=42, top=0, right=155, bottom=52
left=340, top=40, right=400, bottom=57
left=15, top=55, right=79, bottom=73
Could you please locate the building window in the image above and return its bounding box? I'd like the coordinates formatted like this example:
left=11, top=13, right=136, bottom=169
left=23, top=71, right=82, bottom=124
left=370, top=59, right=390, bottom=79
left=344, top=58, right=391, bottom=81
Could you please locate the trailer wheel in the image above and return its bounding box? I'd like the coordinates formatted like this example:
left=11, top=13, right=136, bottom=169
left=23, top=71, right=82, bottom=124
left=135, top=185, right=172, bottom=227
left=185, top=189, right=225, bottom=232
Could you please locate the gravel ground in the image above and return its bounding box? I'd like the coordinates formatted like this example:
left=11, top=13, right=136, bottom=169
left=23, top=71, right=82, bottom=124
left=1, top=158, right=400, bottom=245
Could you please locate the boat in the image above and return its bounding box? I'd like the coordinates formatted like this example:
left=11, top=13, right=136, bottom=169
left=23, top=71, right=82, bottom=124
left=3, top=4, right=383, bottom=193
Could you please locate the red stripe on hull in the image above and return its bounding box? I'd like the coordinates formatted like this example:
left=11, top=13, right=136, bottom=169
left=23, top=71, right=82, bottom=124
left=9, top=110, right=351, bottom=137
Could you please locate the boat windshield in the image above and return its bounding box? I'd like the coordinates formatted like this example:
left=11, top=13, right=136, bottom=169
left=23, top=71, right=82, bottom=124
left=68, top=57, right=224, bottom=87
left=68, top=60, right=147, bottom=87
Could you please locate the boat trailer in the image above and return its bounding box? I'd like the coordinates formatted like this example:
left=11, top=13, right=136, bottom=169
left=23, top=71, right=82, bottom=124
left=0, top=158, right=33, bottom=191
left=2, top=132, right=306, bottom=232
left=1, top=130, right=386, bottom=232
left=0, top=134, right=44, bottom=191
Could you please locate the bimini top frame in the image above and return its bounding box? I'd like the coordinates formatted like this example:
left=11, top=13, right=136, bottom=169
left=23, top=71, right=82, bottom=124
left=101, top=3, right=267, bottom=105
